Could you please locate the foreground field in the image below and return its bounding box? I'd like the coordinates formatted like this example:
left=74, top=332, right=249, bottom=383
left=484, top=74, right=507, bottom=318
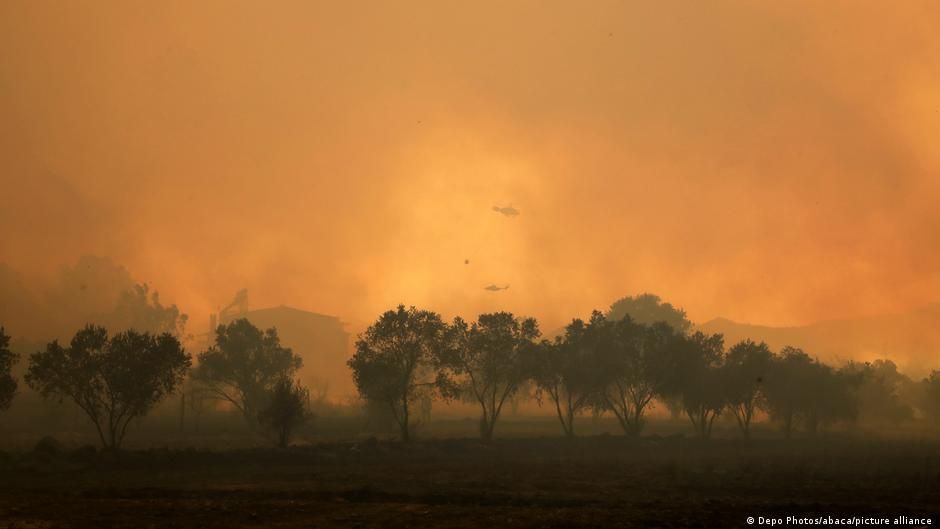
left=2, top=434, right=938, bottom=529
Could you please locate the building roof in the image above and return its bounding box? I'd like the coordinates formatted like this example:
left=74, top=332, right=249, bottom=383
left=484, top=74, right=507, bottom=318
left=221, top=304, right=346, bottom=328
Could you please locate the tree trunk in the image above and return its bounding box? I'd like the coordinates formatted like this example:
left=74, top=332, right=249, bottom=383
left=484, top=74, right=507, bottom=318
left=480, top=419, right=492, bottom=441
left=687, top=408, right=704, bottom=440
left=553, top=403, right=575, bottom=437
left=706, top=410, right=718, bottom=439
left=179, top=392, right=186, bottom=432
left=400, top=396, right=411, bottom=442
left=613, top=411, right=629, bottom=436
left=108, top=420, right=118, bottom=450
left=629, top=406, right=644, bottom=436
left=551, top=389, right=573, bottom=438
left=565, top=406, right=576, bottom=438
left=278, top=426, right=288, bottom=448
left=732, top=404, right=752, bottom=439
left=86, top=414, right=108, bottom=449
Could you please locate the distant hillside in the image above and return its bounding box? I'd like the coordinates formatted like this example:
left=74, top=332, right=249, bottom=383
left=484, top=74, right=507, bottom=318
left=697, top=304, right=940, bottom=378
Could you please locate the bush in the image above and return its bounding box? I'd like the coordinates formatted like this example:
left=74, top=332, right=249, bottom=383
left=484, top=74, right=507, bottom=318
left=258, top=378, right=311, bottom=448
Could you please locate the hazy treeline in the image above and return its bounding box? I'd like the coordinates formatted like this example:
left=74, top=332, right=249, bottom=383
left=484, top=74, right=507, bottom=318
left=0, top=257, right=312, bottom=449
left=3, top=292, right=940, bottom=450
left=0, top=257, right=187, bottom=343
left=0, top=317, right=314, bottom=450
left=0, top=256, right=320, bottom=450
left=348, top=295, right=940, bottom=442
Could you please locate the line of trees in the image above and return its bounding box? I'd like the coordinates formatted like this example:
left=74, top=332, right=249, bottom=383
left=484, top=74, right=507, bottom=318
left=0, top=319, right=311, bottom=450
left=349, top=297, right=940, bottom=442
left=3, top=294, right=940, bottom=448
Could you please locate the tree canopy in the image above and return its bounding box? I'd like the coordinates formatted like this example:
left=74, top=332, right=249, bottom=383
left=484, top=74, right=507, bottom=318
left=840, top=359, right=914, bottom=426
left=923, top=371, right=940, bottom=422
left=258, top=377, right=310, bottom=448
left=26, top=325, right=190, bottom=449
left=194, top=318, right=303, bottom=427
left=607, top=293, right=692, bottom=334
left=348, top=305, right=448, bottom=442
left=529, top=312, right=608, bottom=438
left=109, top=283, right=188, bottom=337
left=437, top=312, right=540, bottom=440
left=661, top=331, right=726, bottom=439
left=722, top=339, right=774, bottom=438
left=597, top=319, right=677, bottom=436
left=762, top=346, right=814, bottom=439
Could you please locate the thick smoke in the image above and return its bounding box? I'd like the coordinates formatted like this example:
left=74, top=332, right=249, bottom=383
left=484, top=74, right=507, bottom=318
left=1, top=1, right=938, bottom=337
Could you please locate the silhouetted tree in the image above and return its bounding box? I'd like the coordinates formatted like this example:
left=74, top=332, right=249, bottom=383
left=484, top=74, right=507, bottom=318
left=258, top=377, right=310, bottom=448
left=193, top=319, right=302, bottom=427
left=438, top=312, right=540, bottom=440
left=923, top=371, right=940, bottom=422
left=722, top=339, right=773, bottom=438
left=762, top=347, right=858, bottom=438
left=347, top=305, right=448, bottom=442
left=45, top=256, right=136, bottom=335
left=762, top=346, right=814, bottom=439
left=607, top=293, right=691, bottom=334
left=529, top=312, right=607, bottom=438
left=26, top=325, right=190, bottom=449
left=803, top=362, right=859, bottom=435
left=661, top=331, right=726, bottom=439
left=596, top=317, right=674, bottom=436
left=109, top=283, right=188, bottom=337
left=0, top=327, right=18, bottom=411
left=840, top=359, right=913, bottom=426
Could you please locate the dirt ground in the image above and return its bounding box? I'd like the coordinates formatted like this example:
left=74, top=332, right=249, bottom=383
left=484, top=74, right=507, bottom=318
left=1, top=436, right=938, bottom=528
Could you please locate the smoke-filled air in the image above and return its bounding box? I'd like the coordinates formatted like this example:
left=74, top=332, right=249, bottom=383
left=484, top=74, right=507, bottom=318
left=1, top=2, right=939, bottom=528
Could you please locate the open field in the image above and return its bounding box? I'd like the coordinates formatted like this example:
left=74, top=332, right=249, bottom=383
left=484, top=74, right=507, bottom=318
left=2, top=431, right=938, bottom=529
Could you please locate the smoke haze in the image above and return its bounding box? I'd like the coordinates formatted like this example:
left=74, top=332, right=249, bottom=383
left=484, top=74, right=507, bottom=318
left=2, top=1, right=939, bottom=338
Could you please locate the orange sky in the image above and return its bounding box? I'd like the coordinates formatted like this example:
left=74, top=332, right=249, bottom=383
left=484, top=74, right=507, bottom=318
left=1, top=1, right=939, bottom=333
